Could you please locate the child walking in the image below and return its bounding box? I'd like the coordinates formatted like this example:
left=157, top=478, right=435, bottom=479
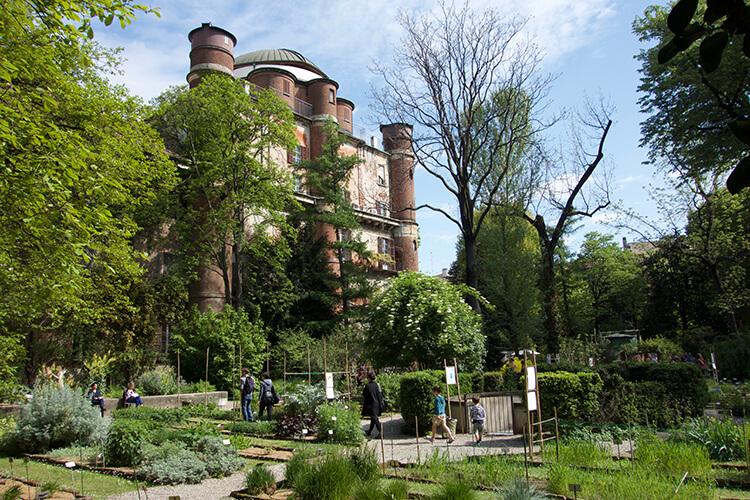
left=429, top=386, right=455, bottom=443
left=470, top=396, right=486, bottom=444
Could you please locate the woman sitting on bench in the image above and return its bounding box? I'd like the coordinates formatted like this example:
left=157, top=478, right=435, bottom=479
left=124, top=382, right=143, bottom=407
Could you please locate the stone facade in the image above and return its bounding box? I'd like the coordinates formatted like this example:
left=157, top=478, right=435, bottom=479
left=186, top=23, right=419, bottom=311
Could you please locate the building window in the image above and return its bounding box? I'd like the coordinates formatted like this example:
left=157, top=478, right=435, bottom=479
left=377, top=165, right=387, bottom=186
left=283, top=80, right=291, bottom=96
left=293, top=174, right=305, bottom=193
left=344, top=108, right=351, bottom=123
left=288, top=145, right=306, bottom=164
left=376, top=201, right=389, bottom=216
left=378, top=237, right=394, bottom=271
left=339, top=229, right=352, bottom=262
left=328, top=89, right=335, bottom=104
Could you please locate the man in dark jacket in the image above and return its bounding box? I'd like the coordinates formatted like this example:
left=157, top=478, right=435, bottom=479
left=362, top=372, right=385, bottom=438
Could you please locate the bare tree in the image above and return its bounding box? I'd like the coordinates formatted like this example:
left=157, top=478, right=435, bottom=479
left=371, top=2, right=552, bottom=308
left=521, top=102, right=613, bottom=350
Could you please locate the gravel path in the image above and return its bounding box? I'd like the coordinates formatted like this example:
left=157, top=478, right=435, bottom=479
left=107, top=463, right=285, bottom=500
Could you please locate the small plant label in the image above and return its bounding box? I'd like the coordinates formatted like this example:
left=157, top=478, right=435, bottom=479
left=302, top=429, right=308, bottom=435
left=328, top=429, right=334, bottom=435
left=64, top=461, right=76, bottom=468
left=331, top=416, right=337, bottom=421
left=222, top=439, right=231, bottom=445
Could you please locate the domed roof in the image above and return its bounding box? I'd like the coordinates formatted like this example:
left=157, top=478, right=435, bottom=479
left=234, top=49, right=326, bottom=77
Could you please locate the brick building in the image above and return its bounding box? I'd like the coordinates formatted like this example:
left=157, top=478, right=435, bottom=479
left=186, top=23, right=419, bottom=311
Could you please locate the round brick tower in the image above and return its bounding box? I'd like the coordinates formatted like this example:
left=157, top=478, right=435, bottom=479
left=187, top=23, right=237, bottom=88
left=381, top=123, right=419, bottom=272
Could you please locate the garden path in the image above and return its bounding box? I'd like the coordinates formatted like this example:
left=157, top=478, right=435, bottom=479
left=106, top=463, right=285, bottom=500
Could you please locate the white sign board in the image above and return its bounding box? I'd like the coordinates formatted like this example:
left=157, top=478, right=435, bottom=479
left=445, top=366, right=457, bottom=385
left=526, top=391, right=537, bottom=411
left=525, top=366, right=536, bottom=392
left=325, top=372, right=335, bottom=399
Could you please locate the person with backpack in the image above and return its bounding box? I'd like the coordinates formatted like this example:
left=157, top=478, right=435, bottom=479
left=470, top=396, right=486, bottom=444
left=258, top=372, right=279, bottom=420
left=362, top=372, right=385, bottom=438
left=240, top=367, right=255, bottom=422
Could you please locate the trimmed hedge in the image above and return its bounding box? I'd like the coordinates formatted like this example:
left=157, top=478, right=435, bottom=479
left=398, top=370, right=475, bottom=435
left=537, top=371, right=602, bottom=420
left=597, top=362, right=708, bottom=427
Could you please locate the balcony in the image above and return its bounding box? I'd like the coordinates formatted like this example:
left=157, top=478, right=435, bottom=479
left=244, top=81, right=313, bottom=118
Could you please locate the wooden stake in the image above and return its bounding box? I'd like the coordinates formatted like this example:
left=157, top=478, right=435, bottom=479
left=454, top=357, right=462, bottom=433
left=524, top=350, right=532, bottom=458
left=415, top=416, right=421, bottom=465
left=323, top=337, right=328, bottom=375
left=176, top=349, right=181, bottom=406
left=522, top=426, right=529, bottom=483
left=379, top=424, right=386, bottom=471
left=345, top=339, right=351, bottom=401
left=443, top=359, right=452, bottom=419
left=283, top=351, right=287, bottom=396
left=554, top=406, right=560, bottom=461
left=205, top=347, right=210, bottom=405
left=307, top=344, right=312, bottom=385
left=533, top=351, right=543, bottom=453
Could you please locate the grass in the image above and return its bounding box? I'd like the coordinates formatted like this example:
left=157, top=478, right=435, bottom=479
left=0, top=457, right=137, bottom=499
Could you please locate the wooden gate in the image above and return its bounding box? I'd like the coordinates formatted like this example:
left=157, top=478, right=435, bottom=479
left=449, top=391, right=519, bottom=435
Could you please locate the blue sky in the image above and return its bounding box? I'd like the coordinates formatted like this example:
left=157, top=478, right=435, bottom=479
left=97, top=0, right=664, bottom=275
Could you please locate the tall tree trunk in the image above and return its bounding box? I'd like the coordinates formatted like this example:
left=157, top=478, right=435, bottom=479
left=539, top=242, right=561, bottom=352
left=464, top=233, right=481, bottom=311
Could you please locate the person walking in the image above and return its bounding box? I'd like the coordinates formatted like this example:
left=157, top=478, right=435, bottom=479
left=429, top=386, right=454, bottom=443
left=240, top=368, right=255, bottom=422
left=362, top=372, right=385, bottom=438
left=470, top=396, right=486, bottom=444
left=258, top=373, right=279, bottom=420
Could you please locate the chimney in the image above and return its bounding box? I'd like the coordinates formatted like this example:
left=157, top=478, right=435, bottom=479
left=370, top=136, right=376, bottom=148
left=622, top=237, right=628, bottom=249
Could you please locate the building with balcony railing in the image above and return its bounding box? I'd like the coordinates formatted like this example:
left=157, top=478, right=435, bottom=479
left=186, top=23, right=420, bottom=311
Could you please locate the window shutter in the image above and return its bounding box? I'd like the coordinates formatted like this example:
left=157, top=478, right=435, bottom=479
left=287, top=149, right=293, bottom=164
left=301, top=146, right=308, bottom=160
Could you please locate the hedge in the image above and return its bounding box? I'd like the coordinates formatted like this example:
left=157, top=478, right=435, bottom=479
left=597, top=362, right=708, bottom=427
left=536, top=371, right=602, bottom=421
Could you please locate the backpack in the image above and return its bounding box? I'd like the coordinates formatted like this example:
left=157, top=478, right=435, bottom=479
left=261, top=380, right=275, bottom=402
left=241, top=376, right=254, bottom=396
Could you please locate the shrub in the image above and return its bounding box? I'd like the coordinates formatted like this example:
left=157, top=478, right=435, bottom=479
left=180, top=403, right=226, bottom=419
left=713, top=331, right=750, bottom=379
left=138, top=442, right=208, bottom=485
left=112, top=406, right=185, bottom=424
left=105, top=419, right=152, bottom=466
left=245, top=465, right=276, bottom=496
left=499, top=477, right=547, bottom=500
left=317, top=402, right=364, bottom=445
left=136, top=366, right=178, bottom=396
left=671, top=417, right=749, bottom=461
left=275, top=413, right=318, bottom=438
left=431, top=479, right=479, bottom=500
left=285, top=448, right=315, bottom=487
left=348, top=446, right=379, bottom=481
left=185, top=380, right=216, bottom=393
left=399, top=371, right=439, bottom=435
left=284, top=383, right=326, bottom=417
left=377, top=373, right=402, bottom=411
left=172, top=305, right=268, bottom=391
left=292, top=450, right=359, bottom=500
left=537, top=371, right=602, bottom=421
left=634, top=336, right=682, bottom=360
left=194, top=436, right=244, bottom=477
left=10, top=383, right=109, bottom=452
left=481, top=371, right=504, bottom=392
left=227, top=420, right=276, bottom=437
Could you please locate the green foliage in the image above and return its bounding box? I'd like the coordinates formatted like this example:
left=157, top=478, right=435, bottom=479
left=112, top=406, right=185, bottom=424
left=498, top=477, right=546, bottom=500
left=9, top=384, right=109, bottom=453
left=671, top=417, right=750, bottom=461
left=138, top=441, right=208, bottom=485
left=136, top=366, right=178, bottom=396
left=481, top=371, right=505, bottom=392
left=430, top=479, right=479, bottom=500
left=348, top=446, right=379, bottom=482
left=245, top=465, right=277, bottom=496
left=537, top=371, right=602, bottom=421
left=227, top=420, right=276, bottom=437
left=377, top=373, right=402, bottom=411
left=636, top=436, right=712, bottom=478
left=399, top=372, right=439, bottom=435
left=367, top=272, right=486, bottom=370
left=0, top=0, right=174, bottom=374
left=153, top=73, right=297, bottom=310
left=353, top=480, right=409, bottom=500
left=554, top=440, right=610, bottom=468
left=317, top=402, right=364, bottom=445
left=288, top=449, right=359, bottom=500
left=624, top=336, right=682, bottom=360
left=284, top=382, right=326, bottom=417
left=713, top=331, right=750, bottom=379
left=83, top=352, right=117, bottom=387
left=1, top=486, right=21, bottom=500
left=105, top=418, right=152, bottom=466
left=172, top=306, right=267, bottom=391
left=194, top=436, right=244, bottom=477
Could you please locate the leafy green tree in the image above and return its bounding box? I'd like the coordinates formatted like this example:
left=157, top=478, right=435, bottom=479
left=366, top=272, right=486, bottom=370
left=635, top=3, right=750, bottom=185
left=171, top=306, right=267, bottom=391
left=152, top=74, right=297, bottom=309
left=653, top=0, right=750, bottom=193
left=570, top=232, right=646, bottom=339
left=292, top=119, right=373, bottom=327
left=0, top=0, right=173, bottom=378
left=453, top=207, right=542, bottom=364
